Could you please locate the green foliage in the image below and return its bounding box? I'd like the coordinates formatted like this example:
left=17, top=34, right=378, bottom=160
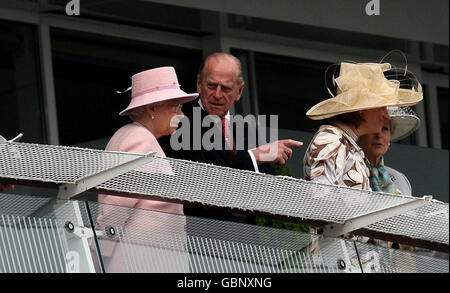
left=256, top=216, right=309, bottom=233
left=270, top=163, right=292, bottom=176
left=255, top=165, right=311, bottom=269
left=256, top=164, right=309, bottom=232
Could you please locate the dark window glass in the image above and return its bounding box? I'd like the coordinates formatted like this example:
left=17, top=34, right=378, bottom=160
left=0, top=19, right=45, bottom=143
left=433, top=44, right=449, bottom=64
left=423, top=84, right=434, bottom=147
left=51, top=29, right=201, bottom=146
left=254, top=52, right=331, bottom=132
left=229, top=15, right=409, bottom=53
left=48, top=0, right=202, bottom=35
left=437, top=87, right=449, bottom=150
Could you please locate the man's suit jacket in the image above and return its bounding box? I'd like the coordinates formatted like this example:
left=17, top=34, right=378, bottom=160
left=159, top=98, right=275, bottom=174
left=159, top=98, right=275, bottom=223
left=159, top=99, right=251, bottom=171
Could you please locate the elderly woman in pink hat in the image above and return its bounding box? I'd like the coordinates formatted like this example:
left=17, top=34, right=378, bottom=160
left=97, top=66, right=198, bottom=272
left=99, top=66, right=197, bottom=212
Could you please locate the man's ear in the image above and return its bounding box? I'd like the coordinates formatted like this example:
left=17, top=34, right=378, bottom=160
left=235, top=82, right=245, bottom=103
left=196, top=74, right=202, bottom=93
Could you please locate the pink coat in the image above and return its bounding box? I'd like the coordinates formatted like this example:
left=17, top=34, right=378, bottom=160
left=96, top=123, right=187, bottom=272
left=98, top=123, right=183, bottom=214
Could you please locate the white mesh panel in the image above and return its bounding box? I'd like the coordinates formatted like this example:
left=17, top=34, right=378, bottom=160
left=0, top=194, right=448, bottom=273
left=1, top=142, right=448, bottom=246
left=0, top=142, right=141, bottom=184
left=97, top=156, right=448, bottom=245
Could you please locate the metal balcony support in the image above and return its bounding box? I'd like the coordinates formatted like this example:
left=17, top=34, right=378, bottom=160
left=323, top=196, right=433, bottom=238
left=61, top=201, right=118, bottom=273
left=57, top=151, right=157, bottom=199
left=59, top=201, right=96, bottom=273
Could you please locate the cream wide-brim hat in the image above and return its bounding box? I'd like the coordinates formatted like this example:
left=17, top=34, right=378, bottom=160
left=306, top=62, right=423, bottom=120
left=119, top=66, right=198, bottom=116
left=388, top=106, right=421, bottom=142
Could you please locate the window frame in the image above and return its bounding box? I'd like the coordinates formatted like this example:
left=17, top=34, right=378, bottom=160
left=1, top=6, right=201, bottom=145
left=1, top=6, right=448, bottom=149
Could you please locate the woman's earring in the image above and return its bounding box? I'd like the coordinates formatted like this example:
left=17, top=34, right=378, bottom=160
left=151, top=114, right=155, bottom=120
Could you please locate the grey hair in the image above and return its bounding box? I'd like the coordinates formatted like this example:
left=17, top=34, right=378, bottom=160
left=126, top=101, right=167, bottom=122
left=388, top=119, right=395, bottom=134
left=127, top=106, right=147, bottom=122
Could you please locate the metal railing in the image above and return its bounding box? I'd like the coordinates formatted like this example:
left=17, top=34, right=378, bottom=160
left=0, top=141, right=448, bottom=272
left=1, top=193, right=448, bottom=273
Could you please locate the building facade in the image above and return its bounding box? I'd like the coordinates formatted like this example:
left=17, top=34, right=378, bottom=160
left=0, top=0, right=448, bottom=201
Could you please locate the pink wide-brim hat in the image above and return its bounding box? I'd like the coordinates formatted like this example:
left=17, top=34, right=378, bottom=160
left=119, top=66, right=199, bottom=116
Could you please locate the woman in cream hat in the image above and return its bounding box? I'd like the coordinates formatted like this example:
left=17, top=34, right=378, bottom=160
left=359, top=106, right=420, bottom=196
left=303, top=61, right=423, bottom=191
left=97, top=66, right=198, bottom=272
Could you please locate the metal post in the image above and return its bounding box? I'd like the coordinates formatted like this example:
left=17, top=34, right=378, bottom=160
left=57, top=151, right=157, bottom=199
left=323, top=196, right=433, bottom=237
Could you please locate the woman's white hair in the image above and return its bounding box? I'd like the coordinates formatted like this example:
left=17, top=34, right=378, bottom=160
left=126, top=101, right=166, bottom=122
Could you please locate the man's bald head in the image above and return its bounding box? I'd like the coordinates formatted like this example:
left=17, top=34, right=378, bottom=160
left=198, top=53, right=244, bottom=85
left=196, top=52, right=245, bottom=117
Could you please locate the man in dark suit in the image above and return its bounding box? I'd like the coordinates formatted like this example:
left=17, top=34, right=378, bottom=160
left=161, top=53, right=302, bottom=171
left=159, top=52, right=303, bottom=221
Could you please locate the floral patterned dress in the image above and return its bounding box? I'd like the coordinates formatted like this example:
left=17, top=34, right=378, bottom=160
left=303, top=124, right=371, bottom=190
